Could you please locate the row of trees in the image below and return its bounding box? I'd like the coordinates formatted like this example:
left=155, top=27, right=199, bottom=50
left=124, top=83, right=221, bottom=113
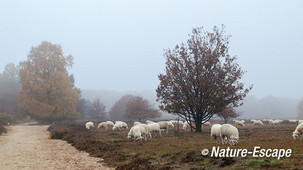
left=3, top=25, right=254, bottom=132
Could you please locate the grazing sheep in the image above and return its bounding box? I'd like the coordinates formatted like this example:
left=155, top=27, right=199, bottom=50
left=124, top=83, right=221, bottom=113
left=252, top=120, right=263, bottom=126
left=169, top=120, right=184, bottom=129
left=288, top=119, right=297, bottom=123
left=113, top=122, right=128, bottom=130
left=293, top=123, right=303, bottom=140
left=234, top=120, right=245, bottom=128
left=147, top=123, right=162, bottom=138
left=269, top=120, right=282, bottom=126
left=183, top=121, right=190, bottom=131
left=298, top=120, right=303, bottom=124
left=127, top=125, right=147, bottom=142
left=220, top=124, right=239, bottom=145
left=202, top=121, right=211, bottom=128
left=106, top=121, right=115, bottom=126
left=211, top=124, right=222, bottom=144
left=133, top=121, right=141, bottom=126
left=146, top=120, right=155, bottom=124
left=85, top=121, right=94, bottom=129
left=157, top=121, right=174, bottom=134
left=98, top=122, right=110, bottom=130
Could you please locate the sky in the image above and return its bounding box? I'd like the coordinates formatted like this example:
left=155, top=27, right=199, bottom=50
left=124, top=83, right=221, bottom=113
left=0, top=0, right=302, bottom=99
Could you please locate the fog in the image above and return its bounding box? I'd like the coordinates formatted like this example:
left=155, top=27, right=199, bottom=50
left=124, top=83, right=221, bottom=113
left=1, top=0, right=302, bottom=119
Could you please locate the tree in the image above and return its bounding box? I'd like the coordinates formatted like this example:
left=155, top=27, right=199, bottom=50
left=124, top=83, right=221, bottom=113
left=18, top=41, right=80, bottom=121
left=296, top=97, right=303, bottom=120
left=87, top=98, right=107, bottom=120
left=0, top=63, right=21, bottom=118
left=124, top=96, right=161, bottom=121
left=109, top=94, right=136, bottom=121
left=216, top=107, right=239, bottom=124
left=156, top=26, right=252, bottom=132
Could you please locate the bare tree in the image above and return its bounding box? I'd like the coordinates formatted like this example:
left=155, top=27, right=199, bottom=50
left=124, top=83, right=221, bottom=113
left=156, top=25, right=252, bottom=132
left=87, top=98, right=107, bottom=121
left=109, top=95, right=136, bottom=121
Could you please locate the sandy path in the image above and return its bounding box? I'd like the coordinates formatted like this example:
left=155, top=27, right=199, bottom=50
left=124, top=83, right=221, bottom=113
left=0, top=123, right=112, bottom=170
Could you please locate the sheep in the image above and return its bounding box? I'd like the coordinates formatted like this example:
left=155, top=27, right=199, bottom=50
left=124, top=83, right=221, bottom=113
left=133, top=121, right=141, bottom=126
left=202, top=121, right=211, bottom=128
left=288, top=119, right=297, bottom=123
left=106, top=121, right=115, bottom=126
left=169, top=120, right=184, bottom=129
left=298, top=120, right=303, bottom=124
left=146, top=120, right=155, bottom=124
left=252, top=120, right=263, bottom=126
left=157, top=121, right=174, bottom=134
left=220, top=124, right=239, bottom=145
left=85, top=121, right=94, bottom=129
left=183, top=121, right=190, bottom=131
left=127, top=125, right=147, bottom=142
left=211, top=124, right=222, bottom=144
left=269, top=120, right=282, bottom=126
left=293, top=123, right=303, bottom=140
left=234, top=120, right=245, bottom=128
left=112, top=121, right=128, bottom=130
left=98, top=121, right=114, bottom=130
left=147, top=123, right=162, bottom=138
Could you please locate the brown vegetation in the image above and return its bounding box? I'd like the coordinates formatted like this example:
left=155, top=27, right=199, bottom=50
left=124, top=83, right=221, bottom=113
left=48, top=121, right=303, bottom=169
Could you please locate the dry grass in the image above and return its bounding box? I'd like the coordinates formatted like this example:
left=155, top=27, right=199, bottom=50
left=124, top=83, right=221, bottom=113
left=48, top=121, right=303, bottom=169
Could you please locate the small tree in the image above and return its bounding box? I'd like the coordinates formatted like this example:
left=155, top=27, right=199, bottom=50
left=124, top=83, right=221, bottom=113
left=109, top=95, right=136, bottom=121
left=156, top=25, right=252, bottom=132
left=87, top=98, right=107, bottom=121
left=124, top=96, right=161, bottom=121
left=217, top=107, right=239, bottom=123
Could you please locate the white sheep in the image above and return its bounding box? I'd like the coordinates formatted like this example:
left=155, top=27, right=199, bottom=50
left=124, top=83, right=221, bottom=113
left=298, top=120, right=303, bottom=124
left=293, top=123, right=303, bottom=140
left=252, top=120, right=263, bottom=126
left=98, top=121, right=114, bottom=130
left=211, top=124, right=222, bottom=144
left=85, top=121, right=94, bottom=129
left=183, top=121, right=190, bottom=131
left=113, top=121, right=128, bottom=130
left=220, top=124, right=239, bottom=145
left=234, top=120, right=245, bottom=128
left=146, top=120, right=155, bottom=124
left=157, top=121, right=174, bottom=134
left=269, top=120, right=282, bottom=126
left=147, top=123, right=162, bottom=138
left=127, top=125, right=147, bottom=142
left=288, top=119, right=297, bottom=123
left=169, top=120, right=184, bottom=128
left=133, top=121, right=141, bottom=126
left=202, top=121, right=211, bottom=128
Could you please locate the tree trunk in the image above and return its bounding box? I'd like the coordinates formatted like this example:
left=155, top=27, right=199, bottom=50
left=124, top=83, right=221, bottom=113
left=195, top=119, right=202, bottom=133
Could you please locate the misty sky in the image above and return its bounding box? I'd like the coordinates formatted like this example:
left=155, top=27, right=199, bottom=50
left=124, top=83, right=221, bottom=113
left=1, top=0, right=302, bottom=99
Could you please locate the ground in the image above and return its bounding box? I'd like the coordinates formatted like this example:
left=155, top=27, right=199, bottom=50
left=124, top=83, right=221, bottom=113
left=0, top=122, right=112, bottom=170
left=48, top=121, right=303, bottom=169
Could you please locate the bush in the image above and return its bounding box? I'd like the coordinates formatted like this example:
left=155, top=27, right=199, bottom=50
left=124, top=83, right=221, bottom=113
left=0, top=113, right=13, bottom=125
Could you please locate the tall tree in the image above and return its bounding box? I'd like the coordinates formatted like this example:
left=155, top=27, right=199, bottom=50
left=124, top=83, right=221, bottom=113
left=87, top=98, right=107, bottom=120
left=0, top=63, right=21, bottom=118
left=216, top=107, right=239, bottom=124
left=124, top=96, right=161, bottom=121
left=296, top=97, right=303, bottom=120
left=109, top=94, right=136, bottom=121
left=18, top=41, right=80, bottom=121
left=156, top=26, right=252, bottom=132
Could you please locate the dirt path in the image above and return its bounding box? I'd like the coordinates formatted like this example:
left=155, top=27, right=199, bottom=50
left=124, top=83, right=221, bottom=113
left=0, top=122, right=112, bottom=170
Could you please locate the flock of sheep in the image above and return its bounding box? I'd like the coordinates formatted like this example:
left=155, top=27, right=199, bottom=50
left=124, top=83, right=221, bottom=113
left=85, top=118, right=303, bottom=145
